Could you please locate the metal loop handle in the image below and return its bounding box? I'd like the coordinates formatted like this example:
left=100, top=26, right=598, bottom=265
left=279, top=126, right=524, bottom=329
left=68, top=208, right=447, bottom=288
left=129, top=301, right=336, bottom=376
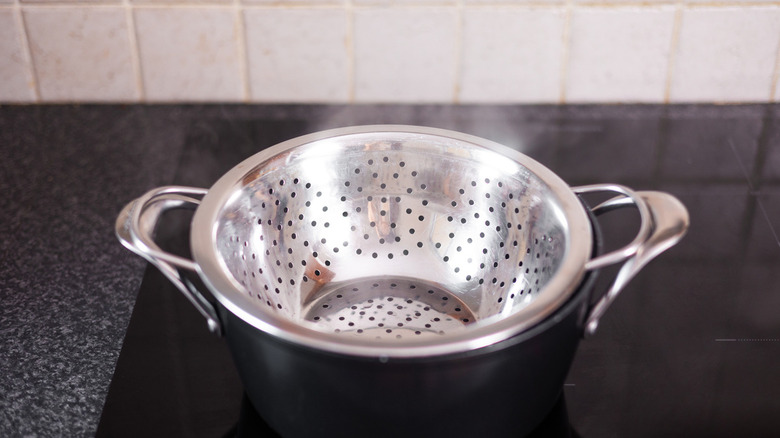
left=115, top=186, right=222, bottom=335
left=573, top=184, right=653, bottom=271
left=572, top=186, right=689, bottom=335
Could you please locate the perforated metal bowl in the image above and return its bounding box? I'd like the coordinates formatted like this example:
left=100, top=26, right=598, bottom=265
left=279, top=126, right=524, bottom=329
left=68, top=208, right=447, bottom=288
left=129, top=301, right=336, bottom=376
left=118, top=125, right=687, bottom=358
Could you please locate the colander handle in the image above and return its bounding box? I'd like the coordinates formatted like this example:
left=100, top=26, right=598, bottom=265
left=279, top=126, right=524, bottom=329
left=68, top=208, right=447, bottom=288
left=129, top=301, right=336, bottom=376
left=115, top=186, right=222, bottom=336
left=572, top=185, right=689, bottom=335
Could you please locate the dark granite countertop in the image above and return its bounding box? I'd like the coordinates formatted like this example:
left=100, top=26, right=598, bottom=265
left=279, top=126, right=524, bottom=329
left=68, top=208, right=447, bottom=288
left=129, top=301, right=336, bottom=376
left=2, top=104, right=779, bottom=437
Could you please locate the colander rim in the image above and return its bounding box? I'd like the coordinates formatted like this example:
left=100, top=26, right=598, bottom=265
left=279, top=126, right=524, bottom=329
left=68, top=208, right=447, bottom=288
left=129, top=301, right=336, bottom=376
left=190, top=125, right=593, bottom=358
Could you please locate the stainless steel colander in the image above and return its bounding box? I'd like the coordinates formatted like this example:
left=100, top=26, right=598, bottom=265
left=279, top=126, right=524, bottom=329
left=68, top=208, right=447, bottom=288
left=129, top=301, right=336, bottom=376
left=118, top=125, right=687, bottom=358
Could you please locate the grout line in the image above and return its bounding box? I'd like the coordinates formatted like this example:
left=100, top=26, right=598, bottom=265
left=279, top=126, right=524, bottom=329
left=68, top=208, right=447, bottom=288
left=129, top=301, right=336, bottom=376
left=452, top=0, right=463, bottom=104
left=769, top=27, right=780, bottom=102
left=234, top=0, right=250, bottom=102
left=460, top=2, right=674, bottom=9
left=18, top=2, right=145, bottom=8
left=10, top=2, right=780, bottom=9
left=14, top=0, right=40, bottom=102
left=663, top=2, right=683, bottom=104
left=558, top=0, right=572, bottom=104
left=124, top=0, right=144, bottom=101
left=11, top=2, right=452, bottom=9
left=685, top=2, right=780, bottom=8
left=16, top=2, right=256, bottom=8
left=576, top=1, right=780, bottom=6
left=346, top=0, right=355, bottom=103
left=11, top=1, right=780, bottom=8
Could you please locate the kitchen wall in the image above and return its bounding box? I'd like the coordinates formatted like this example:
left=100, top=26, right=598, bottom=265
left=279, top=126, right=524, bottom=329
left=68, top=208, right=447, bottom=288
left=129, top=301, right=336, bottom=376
left=1, top=0, right=779, bottom=104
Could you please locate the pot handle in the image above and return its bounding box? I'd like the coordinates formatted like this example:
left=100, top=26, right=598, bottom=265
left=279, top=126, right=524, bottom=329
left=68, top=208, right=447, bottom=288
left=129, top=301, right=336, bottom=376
left=115, top=186, right=222, bottom=335
left=572, top=185, right=689, bottom=335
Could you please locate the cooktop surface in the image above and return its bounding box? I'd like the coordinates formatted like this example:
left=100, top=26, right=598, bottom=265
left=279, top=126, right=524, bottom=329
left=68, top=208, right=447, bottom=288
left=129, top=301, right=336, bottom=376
left=96, top=105, right=780, bottom=437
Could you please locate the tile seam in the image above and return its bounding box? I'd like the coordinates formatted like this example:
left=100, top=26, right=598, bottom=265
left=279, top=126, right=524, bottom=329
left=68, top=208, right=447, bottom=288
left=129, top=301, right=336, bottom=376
left=125, top=0, right=144, bottom=100
left=663, top=2, right=683, bottom=103
left=234, top=0, right=250, bottom=101
left=453, top=0, right=463, bottom=103
left=15, top=0, right=40, bottom=101
left=346, top=0, right=355, bottom=102
left=558, top=0, right=572, bottom=104
left=769, top=22, right=780, bottom=102
left=15, top=2, right=780, bottom=8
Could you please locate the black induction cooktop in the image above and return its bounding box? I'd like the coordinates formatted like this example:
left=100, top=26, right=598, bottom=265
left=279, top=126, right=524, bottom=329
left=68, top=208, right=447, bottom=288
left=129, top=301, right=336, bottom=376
left=96, top=105, right=780, bottom=437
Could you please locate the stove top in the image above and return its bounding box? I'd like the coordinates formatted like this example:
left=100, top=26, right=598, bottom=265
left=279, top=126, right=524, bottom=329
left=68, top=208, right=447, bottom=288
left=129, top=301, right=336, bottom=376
left=96, top=105, right=780, bottom=437
left=98, top=257, right=581, bottom=438
left=224, top=391, right=579, bottom=438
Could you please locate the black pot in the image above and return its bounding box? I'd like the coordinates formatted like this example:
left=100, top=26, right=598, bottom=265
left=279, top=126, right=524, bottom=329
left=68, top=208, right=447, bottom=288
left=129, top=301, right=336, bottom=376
left=116, top=126, right=688, bottom=437
left=220, top=264, right=595, bottom=437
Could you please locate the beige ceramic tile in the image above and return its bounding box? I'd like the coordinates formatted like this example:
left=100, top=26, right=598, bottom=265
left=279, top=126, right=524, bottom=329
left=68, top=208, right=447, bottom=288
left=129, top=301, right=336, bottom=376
left=23, top=7, right=136, bottom=102
left=352, top=0, right=390, bottom=5
left=566, top=6, right=675, bottom=103
left=464, top=0, right=562, bottom=3
left=460, top=7, right=565, bottom=103
left=134, top=8, right=243, bottom=102
left=0, top=10, right=35, bottom=102
left=670, top=6, right=780, bottom=103
left=353, top=7, right=458, bottom=103
left=572, top=0, right=667, bottom=2
left=686, top=0, right=777, bottom=3
left=21, top=0, right=120, bottom=3
left=389, top=0, right=456, bottom=4
left=245, top=0, right=340, bottom=4
left=244, top=9, right=348, bottom=102
left=354, top=0, right=456, bottom=5
left=132, top=0, right=230, bottom=4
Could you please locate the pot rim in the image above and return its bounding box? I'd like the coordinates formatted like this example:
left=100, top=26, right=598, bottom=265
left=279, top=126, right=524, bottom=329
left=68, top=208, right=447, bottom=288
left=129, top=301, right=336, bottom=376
left=190, top=125, right=593, bottom=358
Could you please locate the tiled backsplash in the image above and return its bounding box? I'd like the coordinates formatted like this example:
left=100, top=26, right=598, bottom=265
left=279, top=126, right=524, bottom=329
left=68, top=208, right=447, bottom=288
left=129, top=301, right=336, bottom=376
left=1, top=1, right=779, bottom=104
